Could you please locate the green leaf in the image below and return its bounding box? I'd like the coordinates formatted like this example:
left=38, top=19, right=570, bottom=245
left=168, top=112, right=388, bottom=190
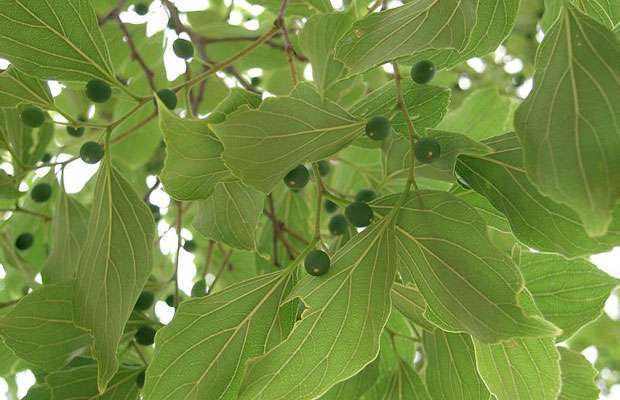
left=334, top=0, right=476, bottom=75
left=46, top=364, right=142, bottom=400
left=391, top=283, right=435, bottom=331
left=213, top=83, right=365, bottom=193
left=373, top=191, right=560, bottom=343
left=379, top=358, right=431, bottom=400
left=455, top=133, right=620, bottom=258
left=0, top=0, right=116, bottom=83
left=0, top=107, right=54, bottom=170
left=144, top=271, right=293, bottom=400
left=558, top=347, right=600, bottom=400
left=72, top=157, right=155, bottom=391
left=193, top=180, right=265, bottom=250
left=521, top=252, right=618, bottom=340
left=41, top=188, right=89, bottom=284
left=514, top=5, right=620, bottom=236
left=542, top=0, right=620, bottom=31
left=0, top=170, right=22, bottom=200
left=158, top=99, right=234, bottom=201
left=207, top=88, right=262, bottom=124
left=239, top=217, right=397, bottom=400
left=319, top=358, right=380, bottom=400
left=0, top=283, right=91, bottom=372
left=0, top=66, right=54, bottom=109
left=423, top=330, right=491, bottom=400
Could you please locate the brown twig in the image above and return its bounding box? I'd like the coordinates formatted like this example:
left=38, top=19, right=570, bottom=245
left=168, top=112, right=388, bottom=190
left=0, top=206, right=51, bottom=221
left=392, top=62, right=419, bottom=191
left=98, top=0, right=128, bottom=25
left=275, top=0, right=298, bottom=85
left=210, top=249, right=233, bottom=292
left=173, top=201, right=183, bottom=309
left=267, top=194, right=280, bottom=267
left=202, top=240, right=215, bottom=278
left=117, top=17, right=157, bottom=92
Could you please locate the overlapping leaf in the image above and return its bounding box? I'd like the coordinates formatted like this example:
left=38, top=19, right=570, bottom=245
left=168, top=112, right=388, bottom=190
left=0, top=66, right=54, bottom=109
left=45, top=364, right=142, bottom=400
left=558, top=347, right=600, bottom=400
left=391, top=283, right=435, bottom=330
left=378, top=359, right=431, bottom=400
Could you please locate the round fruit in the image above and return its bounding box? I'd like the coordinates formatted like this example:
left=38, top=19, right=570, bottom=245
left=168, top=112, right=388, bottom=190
left=80, top=141, right=104, bottom=164
left=365, top=116, right=390, bottom=141
left=191, top=279, right=207, bottom=297
left=135, top=326, right=156, bottom=346
left=135, top=291, right=154, bottom=311
left=66, top=125, right=85, bottom=137
left=345, top=201, right=373, bottom=228
left=167, top=18, right=176, bottom=29
left=410, top=60, right=436, bottom=84
left=85, top=79, right=112, bottom=103
left=317, top=160, right=331, bottom=176
left=328, top=214, right=348, bottom=236
left=136, top=371, right=145, bottom=388
left=250, top=76, right=261, bottom=87
left=20, top=106, right=46, bottom=128
left=31, top=183, right=52, bottom=203
left=512, top=74, right=526, bottom=87
left=183, top=239, right=197, bottom=253
left=157, top=89, right=177, bottom=110
left=149, top=203, right=161, bottom=222
left=304, top=249, right=330, bottom=276
left=15, top=233, right=34, bottom=250
left=414, top=137, right=441, bottom=164
left=41, top=153, right=52, bottom=163
left=354, top=189, right=376, bottom=203
left=283, top=165, right=309, bottom=189
left=173, top=38, right=194, bottom=59
left=165, top=294, right=182, bottom=307
left=134, top=2, right=149, bottom=15
left=324, top=199, right=338, bottom=213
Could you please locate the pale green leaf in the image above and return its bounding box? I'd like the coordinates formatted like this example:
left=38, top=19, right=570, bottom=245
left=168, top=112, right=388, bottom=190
left=239, top=217, right=397, bottom=400
left=0, top=66, right=54, bottom=109
left=46, top=364, right=142, bottom=400
left=0, top=170, right=22, bottom=200
left=0, top=0, right=116, bottom=83
left=0, top=283, right=91, bottom=372
left=543, top=0, right=620, bottom=31
left=73, top=157, right=155, bottom=391
left=193, top=180, right=265, bottom=250
left=319, top=359, right=380, bottom=400
left=558, top=347, right=600, bottom=400
left=391, top=283, right=435, bottom=331
left=514, top=5, right=620, bottom=236
left=207, top=88, right=262, bottom=124
left=379, top=359, right=431, bottom=400
left=213, top=83, right=365, bottom=193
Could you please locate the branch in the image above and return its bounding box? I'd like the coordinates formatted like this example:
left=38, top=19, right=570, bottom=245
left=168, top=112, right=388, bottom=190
left=392, top=62, right=419, bottom=193
left=98, top=0, right=128, bottom=25
left=117, top=17, right=157, bottom=92
left=275, top=0, right=298, bottom=85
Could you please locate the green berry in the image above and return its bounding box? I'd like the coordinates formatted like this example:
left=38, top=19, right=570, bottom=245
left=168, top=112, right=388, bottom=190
left=317, top=160, right=331, bottom=176
left=80, top=141, right=104, bottom=164
left=85, top=79, right=112, bottom=103
left=328, top=214, right=348, bottom=236
left=31, top=183, right=52, bottom=203
left=512, top=74, right=526, bottom=87
left=134, top=2, right=149, bottom=15
left=41, top=153, right=52, bottom=163
left=149, top=203, right=161, bottom=222
left=20, top=106, right=46, bottom=128
left=354, top=189, right=376, bottom=203
left=283, top=165, right=309, bottom=189
left=365, top=116, right=390, bottom=141
left=157, top=89, right=177, bottom=110
left=135, top=325, right=156, bottom=346
left=250, top=76, right=261, bottom=87
left=414, top=137, right=441, bottom=164
left=15, top=233, right=34, bottom=250
left=410, top=60, right=436, bottom=84
left=66, top=125, right=85, bottom=137
left=183, top=239, right=197, bottom=253
left=136, top=371, right=145, bottom=388
left=304, top=249, right=330, bottom=276
left=135, top=291, right=154, bottom=311
left=191, top=279, right=207, bottom=297
left=167, top=18, right=176, bottom=29
left=345, top=201, right=373, bottom=228
left=324, top=199, right=338, bottom=213
left=165, top=294, right=183, bottom=307
left=173, top=38, right=194, bottom=59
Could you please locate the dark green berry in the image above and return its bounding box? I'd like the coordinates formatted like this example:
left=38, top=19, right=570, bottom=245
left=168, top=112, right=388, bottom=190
left=414, top=137, right=441, bottom=164
left=250, top=76, right=261, bottom=87
left=328, top=214, right=348, bottom=236
left=345, top=201, right=373, bottom=228
left=317, top=160, right=331, bottom=176
left=365, top=116, right=390, bottom=141
left=135, top=291, right=154, bottom=311
left=167, top=18, right=176, bottom=29
left=410, top=60, right=436, bottom=84
left=136, top=371, right=145, bottom=388
left=80, top=141, right=104, bottom=164
left=354, top=189, right=376, bottom=203
left=31, top=183, right=52, bottom=203
left=173, top=38, right=194, bottom=59
left=512, top=74, right=526, bottom=87
left=324, top=199, right=338, bottom=213
left=134, top=2, right=149, bottom=15
left=283, top=165, right=309, bottom=189
left=165, top=294, right=183, bottom=307
left=304, top=249, right=330, bottom=276
left=149, top=204, right=161, bottom=222
left=85, top=79, right=112, bottom=103
left=41, top=152, right=52, bottom=163
left=135, top=325, right=156, bottom=346
left=66, top=125, right=85, bottom=137
left=15, top=233, right=34, bottom=250
left=191, top=279, right=207, bottom=297
left=20, top=106, right=46, bottom=128
left=157, top=89, right=177, bottom=110
left=183, top=239, right=197, bottom=253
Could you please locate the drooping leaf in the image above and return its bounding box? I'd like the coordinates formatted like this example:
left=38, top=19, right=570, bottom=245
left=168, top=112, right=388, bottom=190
left=378, top=358, right=431, bottom=400
left=0, top=66, right=54, bottom=109
left=46, top=364, right=142, bottom=400
left=514, top=4, right=620, bottom=236
left=72, top=157, right=155, bottom=391
left=391, top=283, right=435, bottom=331
left=239, top=217, right=397, bottom=400
left=557, top=346, right=600, bottom=400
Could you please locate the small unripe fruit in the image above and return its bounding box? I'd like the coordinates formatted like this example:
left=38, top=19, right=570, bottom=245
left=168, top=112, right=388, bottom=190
left=250, top=76, right=261, bottom=87
left=15, top=233, right=34, bottom=250
left=328, top=214, right=348, bottom=236
left=149, top=203, right=161, bottom=222
left=414, top=137, right=441, bottom=164
left=345, top=201, right=373, bottom=228
left=324, top=199, right=338, bottom=213
left=85, top=79, right=112, bottom=103
left=21, top=106, right=46, bottom=128
left=283, top=165, right=309, bottom=189
left=167, top=18, right=176, bottom=29
left=191, top=279, right=207, bottom=297
left=157, top=89, right=177, bottom=110
left=304, top=249, right=330, bottom=276
left=183, top=239, right=197, bottom=253
left=66, top=125, right=85, bottom=137
left=317, top=160, right=331, bottom=176
left=136, top=371, right=145, bottom=388
left=41, top=153, right=52, bottom=163
left=410, top=60, right=436, bottom=84
left=80, top=141, right=104, bottom=164
left=135, top=291, right=154, bottom=311
left=365, top=116, right=390, bottom=140
left=135, top=325, right=156, bottom=346
left=31, top=183, right=52, bottom=203
left=354, top=189, right=376, bottom=203
left=512, top=74, right=526, bottom=87
left=173, top=38, right=194, bottom=59
left=165, top=294, right=183, bottom=307
left=134, top=2, right=149, bottom=15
